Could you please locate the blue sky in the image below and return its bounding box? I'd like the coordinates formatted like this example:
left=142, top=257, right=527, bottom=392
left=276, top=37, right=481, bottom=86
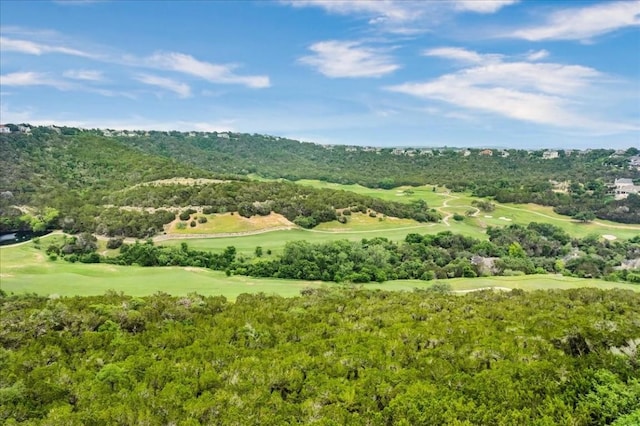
left=1, top=0, right=639, bottom=148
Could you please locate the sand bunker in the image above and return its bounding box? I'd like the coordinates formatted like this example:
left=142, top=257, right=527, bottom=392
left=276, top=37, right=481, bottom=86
left=484, top=215, right=493, bottom=218
left=499, top=217, right=512, bottom=221
left=602, top=235, right=617, bottom=241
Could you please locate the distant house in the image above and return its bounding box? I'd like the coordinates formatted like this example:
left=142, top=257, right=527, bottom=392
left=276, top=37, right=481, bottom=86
left=419, top=149, right=433, bottom=156
left=499, top=150, right=510, bottom=158
left=392, top=148, right=405, bottom=155
left=613, top=178, right=640, bottom=200
left=542, top=150, right=559, bottom=159
left=18, top=125, right=31, bottom=134
left=462, top=150, right=471, bottom=157
left=479, top=149, right=493, bottom=156
left=218, top=132, right=230, bottom=139
left=630, top=156, right=640, bottom=170
left=0, top=125, right=11, bottom=134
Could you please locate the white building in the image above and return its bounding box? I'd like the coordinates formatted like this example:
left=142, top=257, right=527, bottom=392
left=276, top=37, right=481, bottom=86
left=542, top=150, right=559, bottom=159
left=0, top=125, right=11, bottom=134
left=613, top=178, right=640, bottom=200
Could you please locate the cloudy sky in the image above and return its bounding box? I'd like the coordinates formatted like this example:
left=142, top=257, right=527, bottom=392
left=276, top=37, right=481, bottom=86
left=1, top=0, right=639, bottom=148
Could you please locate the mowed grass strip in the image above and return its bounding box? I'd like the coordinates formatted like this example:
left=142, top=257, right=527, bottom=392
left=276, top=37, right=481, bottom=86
left=2, top=244, right=638, bottom=299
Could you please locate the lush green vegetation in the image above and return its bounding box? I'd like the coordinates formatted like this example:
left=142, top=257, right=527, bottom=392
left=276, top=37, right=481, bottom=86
left=2, top=128, right=639, bottom=236
left=115, top=132, right=640, bottom=223
left=2, top=289, right=639, bottom=424
left=4, top=237, right=639, bottom=298
left=37, top=222, right=640, bottom=285
left=105, top=180, right=440, bottom=230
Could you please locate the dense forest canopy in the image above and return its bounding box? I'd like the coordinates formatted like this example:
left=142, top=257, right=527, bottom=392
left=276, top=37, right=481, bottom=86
left=1, top=289, right=639, bottom=425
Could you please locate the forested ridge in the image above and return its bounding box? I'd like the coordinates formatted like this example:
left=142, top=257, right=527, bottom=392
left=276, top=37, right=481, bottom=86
left=2, top=126, right=640, bottom=229
left=1, top=289, right=639, bottom=425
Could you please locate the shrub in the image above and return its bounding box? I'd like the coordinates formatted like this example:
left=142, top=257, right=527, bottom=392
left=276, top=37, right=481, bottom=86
left=197, top=216, right=208, bottom=224
left=176, top=222, right=186, bottom=230
left=179, top=211, right=191, bottom=221
left=369, top=211, right=377, bottom=218
left=190, top=220, right=197, bottom=228
left=107, top=237, right=124, bottom=249
left=453, top=213, right=465, bottom=221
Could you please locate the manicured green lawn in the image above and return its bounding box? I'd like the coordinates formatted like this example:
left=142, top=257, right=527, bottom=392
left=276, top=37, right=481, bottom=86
left=2, top=244, right=637, bottom=299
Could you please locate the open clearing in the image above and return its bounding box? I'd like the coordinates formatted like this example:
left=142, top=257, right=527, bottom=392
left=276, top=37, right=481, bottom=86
left=2, top=244, right=638, bottom=299
left=166, top=212, right=294, bottom=235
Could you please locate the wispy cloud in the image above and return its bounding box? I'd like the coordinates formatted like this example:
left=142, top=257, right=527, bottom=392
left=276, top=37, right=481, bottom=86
left=422, top=47, right=502, bottom=64
left=510, top=1, right=640, bottom=41
left=525, top=49, right=549, bottom=61
left=63, top=69, right=104, bottom=81
left=387, top=48, right=636, bottom=132
left=1, top=32, right=270, bottom=90
left=134, top=73, right=192, bottom=98
left=1, top=71, right=71, bottom=89
left=299, top=40, right=399, bottom=78
left=0, top=36, right=95, bottom=58
left=285, top=0, right=517, bottom=33
left=144, top=52, right=270, bottom=88
left=452, top=0, right=518, bottom=14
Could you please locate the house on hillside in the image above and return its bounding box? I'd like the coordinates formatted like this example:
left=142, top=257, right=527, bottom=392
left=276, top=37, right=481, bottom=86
left=462, top=150, right=471, bottom=157
left=0, top=125, right=11, bottom=134
left=542, top=150, right=559, bottom=159
left=613, top=178, right=640, bottom=200
left=499, top=150, right=510, bottom=158
left=479, top=149, right=493, bottom=156
left=630, top=156, right=640, bottom=171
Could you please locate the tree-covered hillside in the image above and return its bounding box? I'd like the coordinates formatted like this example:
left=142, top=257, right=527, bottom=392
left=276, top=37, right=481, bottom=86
left=1, top=289, right=639, bottom=425
left=2, top=126, right=639, bottom=226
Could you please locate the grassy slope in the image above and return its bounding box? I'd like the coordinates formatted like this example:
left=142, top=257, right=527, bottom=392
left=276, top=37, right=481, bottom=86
left=2, top=243, right=638, bottom=299
left=295, top=180, right=640, bottom=240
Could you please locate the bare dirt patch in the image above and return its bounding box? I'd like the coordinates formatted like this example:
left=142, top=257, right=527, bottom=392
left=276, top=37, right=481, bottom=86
left=602, top=234, right=617, bottom=241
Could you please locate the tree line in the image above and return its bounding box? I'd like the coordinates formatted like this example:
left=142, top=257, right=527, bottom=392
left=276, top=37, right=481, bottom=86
left=47, top=223, right=640, bottom=284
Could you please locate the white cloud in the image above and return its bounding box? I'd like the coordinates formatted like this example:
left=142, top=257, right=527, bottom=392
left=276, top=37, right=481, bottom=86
left=525, top=49, right=549, bottom=61
left=144, top=52, right=270, bottom=89
left=387, top=49, right=635, bottom=132
left=452, top=0, right=518, bottom=14
left=1, top=33, right=270, bottom=89
left=0, top=71, right=69, bottom=89
left=423, top=47, right=502, bottom=64
left=285, top=0, right=517, bottom=33
left=511, top=1, right=640, bottom=41
left=63, top=69, right=104, bottom=81
left=0, top=36, right=95, bottom=58
left=135, top=74, right=192, bottom=98
left=299, top=40, right=400, bottom=78
left=0, top=71, right=134, bottom=99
